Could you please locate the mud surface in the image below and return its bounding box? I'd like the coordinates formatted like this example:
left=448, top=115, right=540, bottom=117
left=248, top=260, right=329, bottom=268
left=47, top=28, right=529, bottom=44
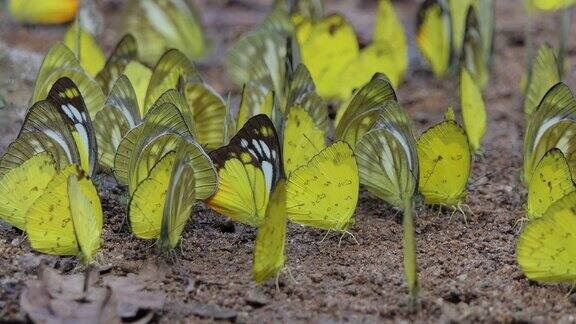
left=1, top=0, right=576, bottom=322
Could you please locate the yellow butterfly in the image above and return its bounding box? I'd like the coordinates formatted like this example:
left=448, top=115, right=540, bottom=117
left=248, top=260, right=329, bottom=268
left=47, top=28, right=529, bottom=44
left=523, top=82, right=576, bottom=185
left=95, top=34, right=139, bottom=95
left=8, top=0, right=78, bottom=24
left=253, top=179, right=287, bottom=284
left=296, top=0, right=407, bottom=101
left=334, top=73, right=398, bottom=146
left=416, top=0, right=451, bottom=77
left=129, top=144, right=217, bottom=251
left=517, top=190, right=576, bottom=283
left=2, top=78, right=99, bottom=176
left=121, top=0, right=210, bottom=65
left=93, top=75, right=142, bottom=172
left=0, top=152, right=58, bottom=230
left=27, top=164, right=102, bottom=264
left=448, top=0, right=473, bottom=57
left=526, top=0, right=576, bottom=10
left=31, top=43, right=105, bottom=119
left=63, top=23, right=106, bottom=77
left=460, top=67, right=486, bottom=152
left=417, top=118, right=471, bottom=208
left=524, top=44, right=561, bottom=120
left=286, top=141, right=359, bottom=231
left=526, top=149, right=575, bottom=219
left=205, top=115, right=282, bottom=228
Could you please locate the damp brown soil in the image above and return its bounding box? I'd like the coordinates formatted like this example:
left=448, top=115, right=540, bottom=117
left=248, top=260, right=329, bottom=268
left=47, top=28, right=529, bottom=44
left=1, top=0, right=576, bottom=322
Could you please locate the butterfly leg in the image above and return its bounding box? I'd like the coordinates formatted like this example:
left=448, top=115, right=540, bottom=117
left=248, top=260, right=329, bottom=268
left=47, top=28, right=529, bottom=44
left=456, top=205, right=468, bottom=226
left=318, top=230, right=332, bottom=244
left=285, top=266, right=298, bottom=284
left=513, top=217, right=527, bottom=234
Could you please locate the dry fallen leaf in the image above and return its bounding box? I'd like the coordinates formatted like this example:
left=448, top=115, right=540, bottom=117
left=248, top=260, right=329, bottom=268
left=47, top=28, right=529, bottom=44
left=20, top=264, right=165, bottom=323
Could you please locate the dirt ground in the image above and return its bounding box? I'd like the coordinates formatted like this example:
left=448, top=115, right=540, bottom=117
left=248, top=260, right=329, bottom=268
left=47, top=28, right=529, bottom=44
left=1, top=0, right=576, bottom=322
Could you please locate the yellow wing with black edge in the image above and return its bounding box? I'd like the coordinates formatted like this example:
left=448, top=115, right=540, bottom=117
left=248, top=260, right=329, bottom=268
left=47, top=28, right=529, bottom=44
left=151, top=89, right=197, bottom=138
left=334, top=74, right=397, bottom=146
left=144, top=49, right=202, bottom=112
left=448, top=0, right=473, bottom=56
left=283, top=105, right=326, bottom=176
left=517, top=191, right=576, bottom=283
left=94, top=75, right=141, bottom=172
left=524, top=44, right=561, bottom=120
left=286, top=141, right=359, bottom=231
left=205, top=115, right=282, bottom=227
left=0, top=132, right=68, bottom=178
left=27, top=165, right=102, bottom=262
left=0, top=152, right=58, bottom=230
left=47, top=77, right=99, bottom=176
left=416, top=0, right=451, bottom=77
left=67, top=172, right=103, bottom=264
left=253, top=179, right=287, bottom=284
left=95, top=34, right=138, bottom=94
left=523, top=83, right=576, bottom=184
left=417, top=120, right=471, bottom=206
left=527, top=149, right=576, bottom=219
left=63, top=23, right=105, bottom=77
left=460, top=67, right=486, bottom=152
left=31, top=43, right=106, bottom=119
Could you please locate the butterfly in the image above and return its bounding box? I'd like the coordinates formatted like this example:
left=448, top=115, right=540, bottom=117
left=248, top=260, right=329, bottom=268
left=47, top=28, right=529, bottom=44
left=526, top=149, right=576, bottom=219
left=417, top=117, right=471, bottom=208
left=523, top=44, right=561, bottom=120
left=296, top=0, right=407, bottom=101
left=26, top=164, right=103, bottom=264
left=129, top=143, right=217, bottom=251
left=526, top=0, right=576, bottom=11
left=0, top=152, right=59, bottom=230
left=460, top=4, right=491, bottom=88
left=253, top=179, right=287, bottom=283
left=353, top=101, right=419, bottom=299
left=95, top=34, right=139, bottom=95
left=205, top=115, right=282, bottom=227
left=8, top=0, right=78, bottom=24
left=93, top=75, right=142, bottom=172
left=286, top=141, right=359, bottom=231
left=31, top=43, right=105, bottom=119
left=416, top=0, right=451, bottom=77
left=114, top=100, right=193, bottom=193
left=460, top=67, right=486, bottom=152
left=334, top=73, right=398, bottom=146
left=517, top=190, right=576, bottom=284
left=1, top=77, right=99, bottom=177
left=523, top=82, right=576, bottom=185
left=121, top=0, right=210, bottom=65
left=63, top=22, right=106, bottom=77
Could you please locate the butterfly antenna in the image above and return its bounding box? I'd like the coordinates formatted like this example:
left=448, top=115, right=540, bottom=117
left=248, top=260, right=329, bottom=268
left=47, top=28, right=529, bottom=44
left=318, top=230, right=331, bottom=243
left=285, top=266, right=298, bottom=284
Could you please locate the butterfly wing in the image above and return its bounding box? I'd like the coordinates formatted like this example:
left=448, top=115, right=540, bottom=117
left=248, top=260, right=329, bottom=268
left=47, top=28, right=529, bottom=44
left=63, top=23, right=106, bottom=77
left=517, top=191, right=576, bottom=283
left=286, top=141, right=359, bottom=231
left=253, top=179, right=287, bottom=283
left=526, top=149, right=576, bottom=219
left=95, top=34, right=138, bottom=94
left=283, top=105, right=326, bottom=176
left=524, top=44, right=561, bottom=119
left=416, top=0, right=451, bottom=77
left=0, top=153, right=58, bottom=230
left=417, top=120, right=471, bottom=206
left=460, top=67, right=486, bottom=152
left=67, top=172, right=103, bottom=264
left=184, top=83, right=228, bottom=150
left=26, top=165, right=81, bottom=256
left=206, top=115, right=281, bottom=227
